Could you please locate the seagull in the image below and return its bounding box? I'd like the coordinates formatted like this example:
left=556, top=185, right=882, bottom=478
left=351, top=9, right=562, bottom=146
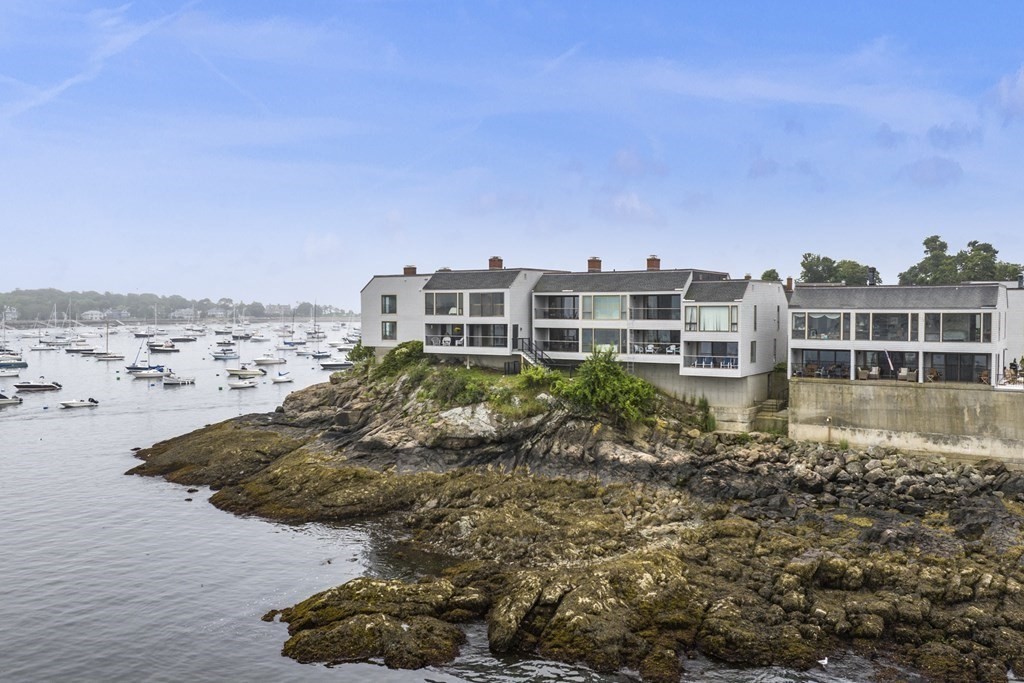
left=818, top=656, right=829, bottom=668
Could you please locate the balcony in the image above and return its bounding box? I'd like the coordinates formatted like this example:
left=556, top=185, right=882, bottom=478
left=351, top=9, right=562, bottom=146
left=683, top=354, right=739, bottom=370
left=628, top=342, right=679, bottom=355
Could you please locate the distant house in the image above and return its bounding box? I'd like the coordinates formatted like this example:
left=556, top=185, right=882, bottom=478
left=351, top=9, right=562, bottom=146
left=80, top=310, right=105, bottom=321
left=169, top=308, right=193, bottom=320
left=206, top=307, right=229, bottom=319
left=1, top=306, right=16, bottom=321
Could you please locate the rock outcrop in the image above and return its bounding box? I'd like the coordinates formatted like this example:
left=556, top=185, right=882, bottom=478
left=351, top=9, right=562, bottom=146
left=129, top=370, right=1024, bottom=681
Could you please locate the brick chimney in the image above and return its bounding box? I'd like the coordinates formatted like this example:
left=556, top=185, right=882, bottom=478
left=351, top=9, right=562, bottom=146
left=403, top=265, right=417, bottom=275
left=587, top=256, right=602, bottom=273
left=646, top=255, right=661, bottom=271
left=488, top=256, right=503, bottom=270
left=785, top=277, right=794, bottom=292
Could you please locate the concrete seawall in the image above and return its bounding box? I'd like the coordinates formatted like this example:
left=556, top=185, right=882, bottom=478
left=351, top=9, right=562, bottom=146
left=789, top=378, right=1024, bottom=466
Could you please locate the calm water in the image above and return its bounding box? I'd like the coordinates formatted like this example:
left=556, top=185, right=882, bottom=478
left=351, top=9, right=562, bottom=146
left=1, top=328, right=874, bottom=682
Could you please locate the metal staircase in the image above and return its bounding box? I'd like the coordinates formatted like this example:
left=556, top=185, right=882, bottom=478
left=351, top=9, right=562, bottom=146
left=513, top=338, right=552, bottom=369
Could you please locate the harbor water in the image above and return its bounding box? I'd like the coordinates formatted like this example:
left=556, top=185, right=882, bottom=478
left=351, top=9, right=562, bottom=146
left=1, top=329, right=875, bottom=682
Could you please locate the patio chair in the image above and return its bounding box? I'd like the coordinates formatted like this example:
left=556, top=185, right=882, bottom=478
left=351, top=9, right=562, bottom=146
left=442, top=336, right=451, bottom=346
left=897, top=367, right=908, bottom=381
left=868, top=366, right=880, bottom=380
left=908, top=369, right=918, bottom=382
left=646, top=344, right=656, bottom=354
left=454, top=338, right=464, bottom=346
left=666, top=344, right=678, bottom=355
left=857, top=367, right=868, bottom=380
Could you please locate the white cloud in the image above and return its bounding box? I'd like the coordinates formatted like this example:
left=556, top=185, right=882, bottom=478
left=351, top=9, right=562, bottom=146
left=900, top=156, right=963, bottom=188
left=612, top=148, right=668, bottom=178
left=996, top=66, right=1024, bottom=121
left=593, top=191, right=665, bottom=226
left=927, top=122, right=982, bottom=150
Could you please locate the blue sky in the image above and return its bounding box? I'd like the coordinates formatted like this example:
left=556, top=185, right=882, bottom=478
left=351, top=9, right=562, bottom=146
left=3, top=1, right=1024, bottom=310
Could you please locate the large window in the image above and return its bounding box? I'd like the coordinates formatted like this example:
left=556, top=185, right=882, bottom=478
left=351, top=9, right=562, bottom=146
left=631, top=294, right=680, bottom=320
left=425, top=292, right=463, bottom=316
left=687, top=305, right=738, bottom=332
left=808, top=313, right=841, bottom=340
left=381, top=321, right=397, bottom=340
left=541, top=328, right=578, bottom=352
left=469, top=292, right=504, bottom=317
left=467, top=324, right=507, bottom=348
left=923, top=353, right=990, bottom=383
left=872, top=313, right=909, bottom=341
left=582, top=328, right=626, bottom=353
left=583, top=295, right=626, bottom=320
left=381, top=295, right=397, bottom=315
left=537, top=295, right=578, bottom=319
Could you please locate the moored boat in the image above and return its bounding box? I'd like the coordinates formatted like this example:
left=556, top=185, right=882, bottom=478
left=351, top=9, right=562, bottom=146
left=162, top=373, right=196, bottom=386
left=319, top=359, right=354, bottom=371
left=271, top=371, right=294, bottom=384
left=14, top=378, right=63, bottom=392
left=252, top=353, right=286, bottom=366
left=225, top=365, right=266, bottom=378
left=60, top=398, right=99, bottom=408
left=0, top=392, right=23, bottom=405
left=227, top=378, right=258, bottom=389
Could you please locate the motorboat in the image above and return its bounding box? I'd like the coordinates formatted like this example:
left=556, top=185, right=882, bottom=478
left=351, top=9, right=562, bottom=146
left=271, top=371, right=294, bottom=384
left=311, top=350, right=332, bottom=359
left=227, top=379, right=258, bottom=389
left=30, top=345, right=56, bottom=352
left=0, top=368, right=20, bottom=377
left=95, top=353, right=126, bottom=361
left=0, top=392, right=23, bottom=406
left=60, top=398, right=99, bottom=409
left=0, top=354, right=29, bottom=368
left=211, top=348, right=240, bottom=360
left=252, top=353, right=286, bottom=366
left=319, top=359, right=354, bottom=371
left=170, top=336, right=197, bottom=343
left=14, top=378, right=63, bottom=392
left=226, top=365, right=266, bottom=378
left=249, top=333, right=270, bottom=343
left=162, top=373, right=196, bottom=386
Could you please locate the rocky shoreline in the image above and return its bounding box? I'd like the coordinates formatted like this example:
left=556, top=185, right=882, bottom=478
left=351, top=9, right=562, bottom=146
left=129, top=370, right=1024, bottom=682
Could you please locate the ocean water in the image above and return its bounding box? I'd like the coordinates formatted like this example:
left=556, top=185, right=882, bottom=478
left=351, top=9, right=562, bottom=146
left=1, top=329, right=878, bottom=682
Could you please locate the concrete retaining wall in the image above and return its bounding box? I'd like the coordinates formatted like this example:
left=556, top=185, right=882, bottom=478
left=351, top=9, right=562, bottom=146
left=789, top=378, right=1024, bottom=466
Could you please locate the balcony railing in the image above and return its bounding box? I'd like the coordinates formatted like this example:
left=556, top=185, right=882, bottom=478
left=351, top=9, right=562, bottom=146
left=534, top=308, right=579, bottom=320
left=426, top=335, right=465, bottom=347
left=629, top=307, right=681, bottom=321
left=628, top=342, right=680, bottom=355
left=538, top=340, right=579, bottom=352
left=684, top=354, right=740, bottom=369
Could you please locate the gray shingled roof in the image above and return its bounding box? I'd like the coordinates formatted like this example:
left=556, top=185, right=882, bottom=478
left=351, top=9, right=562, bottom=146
left=788, top=284, right=1001, bottom=310
left=534, top=269, right=727, bottom=293
left=685, top=281, right=751, bottom=302
left=424, top=269, right=523, bottom=290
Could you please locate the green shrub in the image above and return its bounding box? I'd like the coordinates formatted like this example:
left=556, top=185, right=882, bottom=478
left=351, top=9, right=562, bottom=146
left=347, top=341, right=375, bottom=364
left=518, top=364, right=557, bottom=389
left=373, top=340, right=427, bottom=378
left=552, top=348, right=656, bottom=425
left=838, top=438, right=849, bottom=450
left=424, top=367, right=487, bottom=406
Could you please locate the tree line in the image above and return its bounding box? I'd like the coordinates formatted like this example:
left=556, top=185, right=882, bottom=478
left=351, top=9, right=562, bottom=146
left=0, top=288, right=355, bottom=322
left=759, top=235, right=1023, bottom=286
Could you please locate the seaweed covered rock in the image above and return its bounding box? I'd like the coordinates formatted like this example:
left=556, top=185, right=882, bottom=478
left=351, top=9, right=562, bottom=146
left=268, top=577, right=487, bottom=667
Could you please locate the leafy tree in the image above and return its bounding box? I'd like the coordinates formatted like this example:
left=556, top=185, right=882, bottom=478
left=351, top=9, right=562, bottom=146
left=552, top=348, right=656, bottom=425
left=760, top=269, right=781, bottom=282
left=898, top=235, right=1022, bottom=285
left=799, top=254, right=880, bottom=284
left=347, top=341, right=375, bottom=364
